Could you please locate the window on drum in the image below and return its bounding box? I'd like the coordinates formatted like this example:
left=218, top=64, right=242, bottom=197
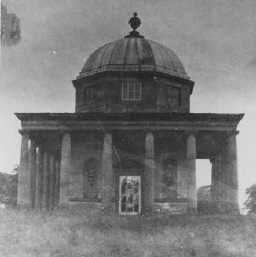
left=84, top=87, right=95, bottom=102
left=121, top=79, right=142, bottom=101
left=167, top=86, right=181, bottom=108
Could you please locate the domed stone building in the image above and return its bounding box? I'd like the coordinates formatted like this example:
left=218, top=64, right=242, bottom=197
left=16, top=14, right=243, bottom=214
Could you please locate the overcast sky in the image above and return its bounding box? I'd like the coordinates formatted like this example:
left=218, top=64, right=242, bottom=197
left=1, top=0, right=256, bottom=208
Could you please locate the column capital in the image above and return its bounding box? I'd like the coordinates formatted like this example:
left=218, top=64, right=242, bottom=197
left=103, top=132, right=112, bottom=138
left=223, top=131, right=239, bottom=138
left=19, top=130, right=31, bottom=137
left=144, top=130, right=154, bottom=137
left=209, top=153, right=221, bottom=164
left=59, top=130, right=72, bottom=136
left=145, top=130, right=154, bottom=139
left=184, top=130, right=198, bottom=137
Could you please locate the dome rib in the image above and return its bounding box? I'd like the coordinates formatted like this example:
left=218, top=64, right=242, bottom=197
left=108, top=39, right=122, bottom=65
left=134, top=38, right=140, bottom=68
left=99, top=42, right=114, bottom=67
left=138, top=38, right=156, bottom=68
left=110, top=38, right=127, bottom=65
left=78, top=37, right=189, bottom=79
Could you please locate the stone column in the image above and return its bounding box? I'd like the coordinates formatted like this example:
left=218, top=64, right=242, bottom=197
left=35, top=146, right=43, bottom=209
left=17, top=133, right=30, bottom=207
left=144, top=132, right=155, bottom=211
left=102, top=133, right=113, bottom=210
left=211, top=154, right=223, bottom=212
left=29, top=140, right=36, bottom=208
left=48, top=155, right=55, bottom=209
left=54, top=159, right=60, bottom=206
left=41, top=151, right=49, bottom=209
left=59, top=132, right=71, bottom=206
left=186, top=133, right=197, bottom=213
left=222, top=132, right=239, bottom=212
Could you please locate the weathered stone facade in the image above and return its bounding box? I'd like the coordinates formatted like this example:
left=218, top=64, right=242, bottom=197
left=15, top=14, right=243, bottom=214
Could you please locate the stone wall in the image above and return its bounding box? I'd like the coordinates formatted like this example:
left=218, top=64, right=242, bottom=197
left=69, top=133, right=103, bottom=200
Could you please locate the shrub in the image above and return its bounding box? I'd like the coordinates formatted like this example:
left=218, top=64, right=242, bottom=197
left=0, top=172, right=17, bottom=206
left=245, top=184, right=256, bottom=214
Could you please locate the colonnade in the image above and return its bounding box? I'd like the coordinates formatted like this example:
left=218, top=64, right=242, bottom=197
left=17, top=133, right=60, bottom=209
left=17, top=130, right=238, bottom=213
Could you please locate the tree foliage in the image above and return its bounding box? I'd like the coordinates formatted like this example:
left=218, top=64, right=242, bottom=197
left=0, top=172, right=17, bottom=206
left=244, top=184, right=256, bottom=214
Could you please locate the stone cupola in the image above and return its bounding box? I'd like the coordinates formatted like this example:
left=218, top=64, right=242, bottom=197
left=73, top=13, right=194, bottom=113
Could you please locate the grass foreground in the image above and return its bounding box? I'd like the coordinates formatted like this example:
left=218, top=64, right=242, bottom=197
left=0, top=207, right=255, bottom=257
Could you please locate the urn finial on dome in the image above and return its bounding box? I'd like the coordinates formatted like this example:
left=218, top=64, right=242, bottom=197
left=125, top=12, right=143, bottom=38
left=129, top=12, right=141, bottom=31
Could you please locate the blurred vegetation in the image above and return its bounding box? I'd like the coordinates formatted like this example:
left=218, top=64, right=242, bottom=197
left=245, top=184, right=256, bottom=214
left=197, top=185, right=212, bottom=214
left=0, top=176, right=255, bottom=256
left=0, top=172, right=17, bottom=206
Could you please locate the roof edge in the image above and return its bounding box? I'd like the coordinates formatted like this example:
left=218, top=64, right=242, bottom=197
left=15, top=112, right=244, bottom=124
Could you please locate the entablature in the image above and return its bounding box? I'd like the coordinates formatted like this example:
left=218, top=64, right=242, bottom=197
left=15, top=112, right=244, bottom=133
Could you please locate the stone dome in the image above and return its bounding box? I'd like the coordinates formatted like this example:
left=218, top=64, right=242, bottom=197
left=77, top=37, right=189, bottom=80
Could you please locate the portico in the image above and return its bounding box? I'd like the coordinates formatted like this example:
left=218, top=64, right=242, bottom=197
left=16, top=112, right=243, bottom=213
